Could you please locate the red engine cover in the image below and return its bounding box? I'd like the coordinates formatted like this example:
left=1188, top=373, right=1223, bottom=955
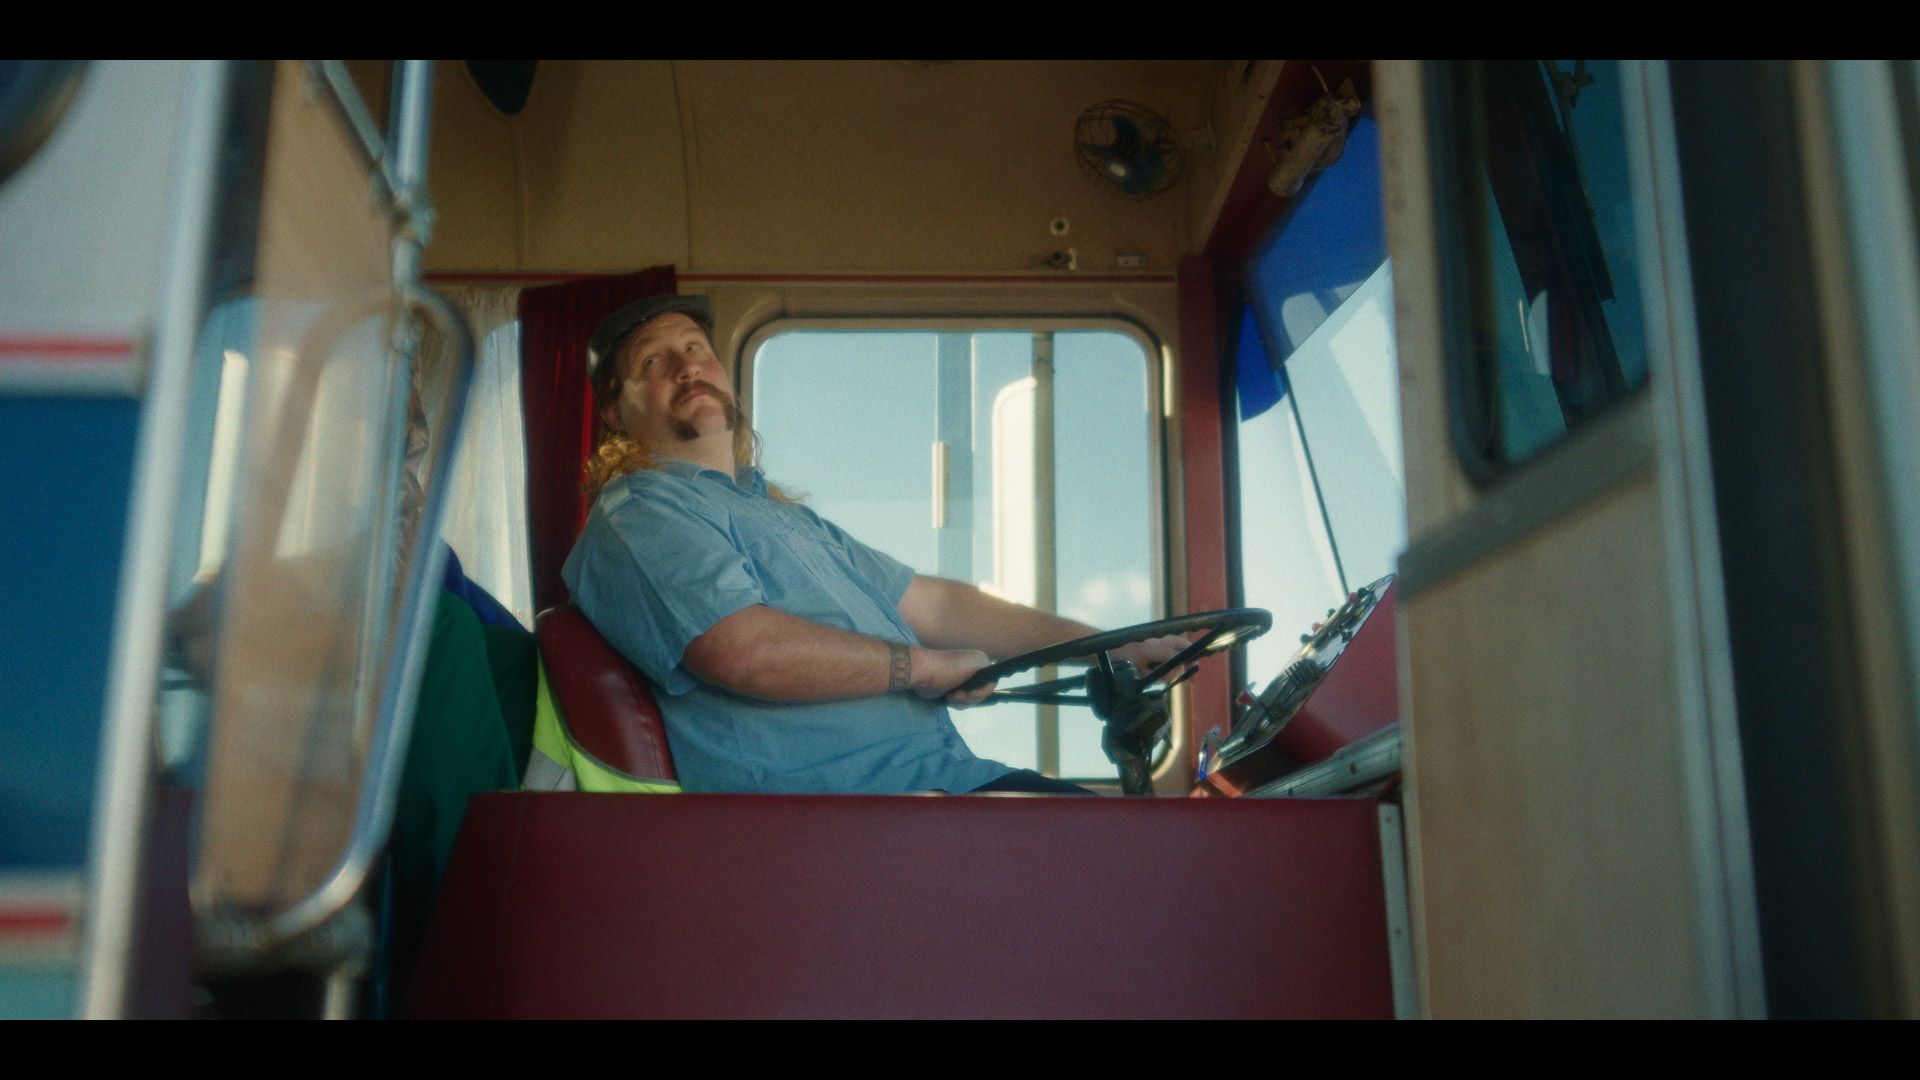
left=408, top=793, right=1394, bottom=1019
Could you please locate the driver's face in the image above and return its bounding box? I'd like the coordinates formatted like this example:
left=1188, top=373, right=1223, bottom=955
left=602, top=313, right=738, bottom=447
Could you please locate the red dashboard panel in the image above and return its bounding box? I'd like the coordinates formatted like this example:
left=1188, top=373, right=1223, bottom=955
left=408, top=793, right=1393, bottom=1019
left=1276, top=581, right=1401, bottom=765
left=1198, top=583, right=1401, bottom=797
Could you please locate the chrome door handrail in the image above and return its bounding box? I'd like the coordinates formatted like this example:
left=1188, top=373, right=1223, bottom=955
left=263, top=283, right=473, bottom=946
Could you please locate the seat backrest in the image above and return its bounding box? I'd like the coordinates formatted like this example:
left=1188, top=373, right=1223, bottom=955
left=533, top=605, right=678, bottom=784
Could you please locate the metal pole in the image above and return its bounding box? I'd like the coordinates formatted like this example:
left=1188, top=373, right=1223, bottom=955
left=79, top=60, right=231, bottom=1019
left=386, top=60, right=435, bottom=288
left=1033, top=332, right=1059, bottom=776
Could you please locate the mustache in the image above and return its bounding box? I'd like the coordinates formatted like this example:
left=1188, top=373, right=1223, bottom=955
left=667, top=380, right=742, bottom=442
left=675, top=381, right=733, bottom=407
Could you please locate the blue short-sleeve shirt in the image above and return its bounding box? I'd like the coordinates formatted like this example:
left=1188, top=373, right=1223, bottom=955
left=561, top=457, right=1014, bottom=795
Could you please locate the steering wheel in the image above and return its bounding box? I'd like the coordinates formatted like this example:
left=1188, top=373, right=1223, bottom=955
left=955, top=609, right=1271, bottom=795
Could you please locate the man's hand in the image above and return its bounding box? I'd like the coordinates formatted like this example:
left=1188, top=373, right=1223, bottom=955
left=1108, top=633, right=1195, bottom=679
left=909, top=646, right=998, bottom=708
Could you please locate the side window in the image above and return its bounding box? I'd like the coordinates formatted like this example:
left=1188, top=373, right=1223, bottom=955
left=1434, top=60, right=1651, bottom=477
left=749, top=324, right=1161, bottom=780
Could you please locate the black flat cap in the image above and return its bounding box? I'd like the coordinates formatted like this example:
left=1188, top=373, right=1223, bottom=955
left=587, top=294, right=715, bottom=377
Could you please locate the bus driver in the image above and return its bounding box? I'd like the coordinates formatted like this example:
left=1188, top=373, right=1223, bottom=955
left=560, top=295, right=1186, bottom=795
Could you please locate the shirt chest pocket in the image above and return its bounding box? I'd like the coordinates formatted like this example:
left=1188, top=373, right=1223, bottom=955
left=745, top=522, right=845, bottom=592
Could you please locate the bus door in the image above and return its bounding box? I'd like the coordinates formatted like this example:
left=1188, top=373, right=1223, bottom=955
left=0, top=60, right=233, bottom=1020
left=1377, top=60, right=1763, bottom=1017
left=0, top=59, right=469, bottom=1019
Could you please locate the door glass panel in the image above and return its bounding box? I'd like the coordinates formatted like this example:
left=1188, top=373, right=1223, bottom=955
left=1440, top=59, right=1653, bottom=477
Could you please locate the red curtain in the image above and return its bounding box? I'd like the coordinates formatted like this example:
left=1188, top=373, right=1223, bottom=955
left=519, top=266, right=677, bottom=613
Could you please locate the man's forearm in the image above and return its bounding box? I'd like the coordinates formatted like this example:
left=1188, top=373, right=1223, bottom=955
left=898, top=576, right=1097, bottom=658
left=682, top=603, right=989, bottom=703
left=898, top=576, right=1194, bottom=677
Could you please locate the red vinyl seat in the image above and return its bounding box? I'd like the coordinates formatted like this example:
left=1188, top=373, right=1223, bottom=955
left=535, top=604, right=677, bottom=782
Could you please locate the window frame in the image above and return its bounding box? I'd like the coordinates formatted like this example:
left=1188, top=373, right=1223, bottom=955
left=1424, top=59, right=1654, bottom=486
left=737, top=313, right=1181, bottom=787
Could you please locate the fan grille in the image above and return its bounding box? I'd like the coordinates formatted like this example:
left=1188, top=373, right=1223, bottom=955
left=1073, top=99, right=1185, bottom=199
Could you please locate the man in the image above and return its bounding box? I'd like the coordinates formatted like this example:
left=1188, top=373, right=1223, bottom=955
left=561, top=295, right=1184, bottom=795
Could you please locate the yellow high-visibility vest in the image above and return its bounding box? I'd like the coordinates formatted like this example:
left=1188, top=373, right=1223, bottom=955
left=522, top=663, right=681, bottom=795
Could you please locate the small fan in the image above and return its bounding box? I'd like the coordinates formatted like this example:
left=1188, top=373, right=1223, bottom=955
left=1074, top=100, right=1186, bottom=199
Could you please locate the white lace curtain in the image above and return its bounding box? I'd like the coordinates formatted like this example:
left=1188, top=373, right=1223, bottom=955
left=426, top=284, right=534, bottom=627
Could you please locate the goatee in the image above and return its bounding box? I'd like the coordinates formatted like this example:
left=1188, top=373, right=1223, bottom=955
left=672, top=396, right=740, bottom=442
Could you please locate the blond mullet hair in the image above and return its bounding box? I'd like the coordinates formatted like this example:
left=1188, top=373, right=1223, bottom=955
left=583, top=350, right=796, bottom=506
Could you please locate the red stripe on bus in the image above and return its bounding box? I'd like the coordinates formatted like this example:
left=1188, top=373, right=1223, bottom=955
left=0, top=337, right=133, bottom=360
left=0, top=911, right=71, bottom=936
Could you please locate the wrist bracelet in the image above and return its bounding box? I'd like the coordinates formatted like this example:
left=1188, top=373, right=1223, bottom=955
left=888, top=641, right=911, bottom=691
